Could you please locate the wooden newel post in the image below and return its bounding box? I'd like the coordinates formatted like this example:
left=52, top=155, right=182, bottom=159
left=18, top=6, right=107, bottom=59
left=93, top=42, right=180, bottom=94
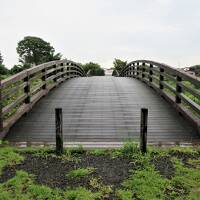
left=55, top=108, right=63, bottom=155
left=140, top=108, right=148, bottom=153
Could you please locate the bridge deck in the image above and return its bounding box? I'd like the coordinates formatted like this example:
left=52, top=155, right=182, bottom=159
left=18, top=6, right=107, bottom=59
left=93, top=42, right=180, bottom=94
left=6, top=76, right=199, bottom=143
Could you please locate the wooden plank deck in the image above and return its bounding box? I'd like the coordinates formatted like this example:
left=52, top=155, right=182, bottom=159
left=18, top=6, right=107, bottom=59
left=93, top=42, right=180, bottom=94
left=6, top=76, right=200, bottom=143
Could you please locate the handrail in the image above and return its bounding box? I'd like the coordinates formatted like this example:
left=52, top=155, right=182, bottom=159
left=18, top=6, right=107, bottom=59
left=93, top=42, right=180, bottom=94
left=118, top=60, right=200, bottom=134
left=0, top=59, right=85, bottom=138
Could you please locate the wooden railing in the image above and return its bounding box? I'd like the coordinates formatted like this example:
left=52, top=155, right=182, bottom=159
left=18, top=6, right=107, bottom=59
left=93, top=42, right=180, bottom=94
left=0, top=59, right=85, bottom=138
left=118, top=60, right=200, bottom=134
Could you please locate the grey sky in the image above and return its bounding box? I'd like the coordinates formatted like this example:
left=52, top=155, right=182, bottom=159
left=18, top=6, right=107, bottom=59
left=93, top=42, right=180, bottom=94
left=1, top=0, right=200, bottom=69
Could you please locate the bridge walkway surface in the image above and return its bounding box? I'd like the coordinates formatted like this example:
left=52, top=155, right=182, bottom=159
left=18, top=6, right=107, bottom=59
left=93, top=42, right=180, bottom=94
left=6, top=76, right=199, bottom=143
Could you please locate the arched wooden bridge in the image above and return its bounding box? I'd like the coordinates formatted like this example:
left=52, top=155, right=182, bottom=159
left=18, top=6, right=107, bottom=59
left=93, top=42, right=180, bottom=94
left=0, top=59, right=200, bottom=145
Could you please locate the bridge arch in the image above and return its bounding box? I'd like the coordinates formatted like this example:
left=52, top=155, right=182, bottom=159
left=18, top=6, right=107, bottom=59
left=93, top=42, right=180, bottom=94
left=0, top=59, right=200, bottom=145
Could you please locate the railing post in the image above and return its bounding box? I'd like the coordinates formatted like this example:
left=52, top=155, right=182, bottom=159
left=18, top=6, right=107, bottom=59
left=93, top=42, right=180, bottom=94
left=140, top=108, right=148, bottom=153
left=53, top=64, right=57, bottom=82
left=69, top=63, right=72, bottom=78
left=0, top=80, right=3, bottom=132
left=61, top=63, right=64, bottom=79
left=142, top=63, right=145, bottom=79
left=137, top=63, right=139, bottom=77
left=159, top=68, right=164, bottom=90
left=132, top=63, right=135, bottom=77
left=176, top=76, right=182, bottom=103
left=55, top=108, right=63, bottom=155
left=149, top=64, right=153, bottom=82
left=42, top=67, right=47, bottom=90
left=24, top=72, right=30, bottom=104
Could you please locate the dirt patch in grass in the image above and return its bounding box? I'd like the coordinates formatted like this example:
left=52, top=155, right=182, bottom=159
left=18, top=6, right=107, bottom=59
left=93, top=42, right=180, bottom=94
left=152, top=156, right=175, bottom=179
left=0, top=153, right=134, bottom=191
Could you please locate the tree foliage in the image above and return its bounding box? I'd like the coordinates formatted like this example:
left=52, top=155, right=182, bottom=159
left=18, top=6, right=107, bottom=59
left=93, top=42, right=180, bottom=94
left=16, top=36, right=62, bottom=66
left=113, top=59, right=127, bottom=73
left=0, top=51, right=9, bottom=76
left=0, top=51, right=3, bottom=65
left=82, top=62, right=105, bottom=76
left=189, top=65, right=200, bottom=77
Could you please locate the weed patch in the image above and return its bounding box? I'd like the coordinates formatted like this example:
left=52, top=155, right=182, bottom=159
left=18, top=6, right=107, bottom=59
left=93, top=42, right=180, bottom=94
left=67, top=167, right=95, bottom=179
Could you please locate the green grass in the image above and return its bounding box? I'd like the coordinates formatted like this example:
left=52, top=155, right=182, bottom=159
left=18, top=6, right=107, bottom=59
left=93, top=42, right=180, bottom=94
left=67, top=167, right=95, bottom=179
left=0, top=143, right=200, bottom=199
left=88, top=149, right=108, bottom=156
left=65, top=187, right=101, bottom=200
left=166, top=158, right=200, bottom=199
left=0, top=147, right=24, bottom=175
left=116, top=189, right=133, bottom=200
left=89, top=177, right=113, bottom=199
left=0, top=170, right=101, bottom=200
left=123, top=166, right=169, bottom=199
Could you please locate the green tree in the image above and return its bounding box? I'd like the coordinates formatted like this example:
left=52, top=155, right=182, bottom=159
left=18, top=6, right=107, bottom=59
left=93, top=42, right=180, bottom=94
left=10, top=65, right=23, bottom=75
left=82, top=62, right=105, bottom=76
left=16, top=36, right=62, bottom=66
left=189, top=65, right=200, bottom=77
left=113, top=59, right=127, bottom=73
left=10, top=63, right=32, bottom=75
left=0, top=51, right=9, bottom=76
left=0, top=51, right=3, bottom=65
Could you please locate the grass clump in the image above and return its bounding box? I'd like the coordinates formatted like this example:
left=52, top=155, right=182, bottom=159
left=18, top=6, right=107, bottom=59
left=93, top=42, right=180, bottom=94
left=67, top=167, right=95, bottom=179
left=123, top=166, right=169, bottom=200
left=166, top=158, right=200, bottom=199
left=188, top=159, right=200, bottom=168
left=120, top=141, right=139, bottom=158
left=88, top=149, right=108, bottom=156
left=0, top=147, right=24, bottom=174
left=64, top=187, right=101, bottom=200
left=0, top=170, right=62, bottom=200
left=169, top=146, right=198, bottom=155
left=116, top=189, right=133, bottom=200
left=89, top=177, right=113, bottom=199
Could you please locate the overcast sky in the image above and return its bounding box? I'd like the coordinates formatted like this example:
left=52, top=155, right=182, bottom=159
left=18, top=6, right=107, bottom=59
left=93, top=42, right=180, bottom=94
left=1, top=0, right=200, bottom=69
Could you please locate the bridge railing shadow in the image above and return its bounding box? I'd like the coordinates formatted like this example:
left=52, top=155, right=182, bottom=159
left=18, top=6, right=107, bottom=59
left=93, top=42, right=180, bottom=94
left=0, top=59, right=85, bottom=138
left=117, top=60, right=200, bottom=134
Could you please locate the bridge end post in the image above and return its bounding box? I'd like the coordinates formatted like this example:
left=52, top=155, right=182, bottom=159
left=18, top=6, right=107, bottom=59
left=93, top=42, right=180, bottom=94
left=55, top=108, right=63, bottom=155
left=140, top=108, right=148, bottom=153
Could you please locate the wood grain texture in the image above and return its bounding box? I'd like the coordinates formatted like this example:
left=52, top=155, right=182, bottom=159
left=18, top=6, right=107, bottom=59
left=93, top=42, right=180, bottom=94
left=6, top=76, right=200, bottom=143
